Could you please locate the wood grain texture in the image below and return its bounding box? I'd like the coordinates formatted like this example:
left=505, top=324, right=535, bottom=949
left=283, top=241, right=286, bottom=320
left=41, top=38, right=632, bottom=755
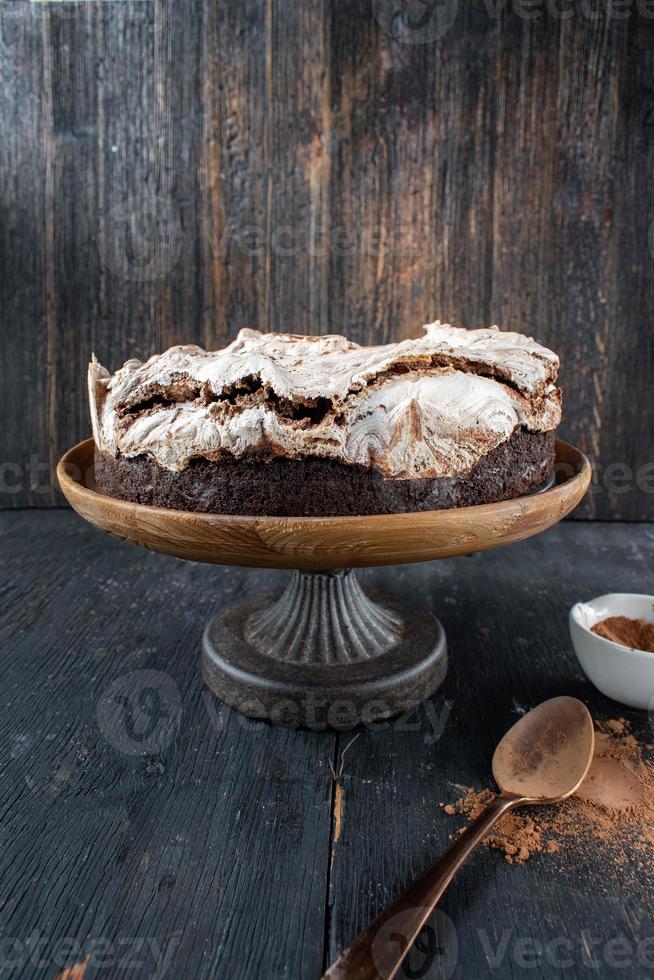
left=57, top=438, right=590, bottom=570
left=324, top=521, right=654, bottom=980
left=1, top=2, right=653, bottom=517
left=1, top=511, right=653, bottom=978
left=0, top=509, right=336, bottom=980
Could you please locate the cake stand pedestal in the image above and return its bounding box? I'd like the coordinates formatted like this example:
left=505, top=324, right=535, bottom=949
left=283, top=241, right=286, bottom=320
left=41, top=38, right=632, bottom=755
left=58, top=439, right=590, bottom=728
left=202, top=568, right=446, bottom=727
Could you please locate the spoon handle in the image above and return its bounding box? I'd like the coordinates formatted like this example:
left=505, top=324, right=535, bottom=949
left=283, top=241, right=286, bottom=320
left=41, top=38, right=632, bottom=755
left=322, top=792, right=522, bottom=980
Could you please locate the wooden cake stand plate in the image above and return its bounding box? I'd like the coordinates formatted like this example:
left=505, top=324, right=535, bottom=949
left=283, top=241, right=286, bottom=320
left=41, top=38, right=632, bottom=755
left=58, top=439, right=590, bottom=727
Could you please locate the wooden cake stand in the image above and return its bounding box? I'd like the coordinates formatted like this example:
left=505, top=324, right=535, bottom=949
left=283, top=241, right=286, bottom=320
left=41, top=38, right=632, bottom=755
left=58, top=439, right=590, bottom=727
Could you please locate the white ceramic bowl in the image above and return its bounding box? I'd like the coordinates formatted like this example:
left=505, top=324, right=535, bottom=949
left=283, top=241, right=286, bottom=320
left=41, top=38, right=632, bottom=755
left=569, top=594, right=654, bottom=710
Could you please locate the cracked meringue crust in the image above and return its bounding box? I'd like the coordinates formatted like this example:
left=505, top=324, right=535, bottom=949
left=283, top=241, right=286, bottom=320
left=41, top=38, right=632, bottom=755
left=89, top=321, right=562, bottom=514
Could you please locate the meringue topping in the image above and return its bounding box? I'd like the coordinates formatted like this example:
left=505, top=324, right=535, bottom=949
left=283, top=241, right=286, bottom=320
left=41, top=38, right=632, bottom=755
left=89, top=321, right=562, bottom=480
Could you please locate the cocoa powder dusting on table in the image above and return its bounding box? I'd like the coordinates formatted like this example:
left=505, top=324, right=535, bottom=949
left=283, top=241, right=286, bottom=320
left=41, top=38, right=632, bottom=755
left=440, top=720, right=654, bottom=867
left=591, top=615, right=654, bottom=652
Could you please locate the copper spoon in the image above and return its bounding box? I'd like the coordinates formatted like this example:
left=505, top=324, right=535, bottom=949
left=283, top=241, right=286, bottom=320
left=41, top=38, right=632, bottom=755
left=322, top=696, right=594, bottom=980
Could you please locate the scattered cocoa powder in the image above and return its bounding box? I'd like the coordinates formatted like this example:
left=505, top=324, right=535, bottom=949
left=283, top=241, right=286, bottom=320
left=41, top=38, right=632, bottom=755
left=439, top=719, right=654, bottom=868
left=591, top=615, right=654, bottom=652
left=440, top=784, right=552, bottom=863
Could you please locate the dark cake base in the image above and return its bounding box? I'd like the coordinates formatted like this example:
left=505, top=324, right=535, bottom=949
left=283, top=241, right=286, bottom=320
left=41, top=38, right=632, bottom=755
left=94, top=428, right=555, bottom=516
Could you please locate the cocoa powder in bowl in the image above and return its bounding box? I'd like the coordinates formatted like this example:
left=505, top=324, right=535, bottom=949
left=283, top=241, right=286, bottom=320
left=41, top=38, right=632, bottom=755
left=591, top=615, right=654, bottom=653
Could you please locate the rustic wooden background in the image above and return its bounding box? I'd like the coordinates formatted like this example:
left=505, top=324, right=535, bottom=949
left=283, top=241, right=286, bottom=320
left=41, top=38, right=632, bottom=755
left=1, top=0, right=653, bottom=518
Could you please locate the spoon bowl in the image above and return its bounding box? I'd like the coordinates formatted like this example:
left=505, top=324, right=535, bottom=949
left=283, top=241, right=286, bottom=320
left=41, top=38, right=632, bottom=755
left=492, top=695, right=595, bottom=802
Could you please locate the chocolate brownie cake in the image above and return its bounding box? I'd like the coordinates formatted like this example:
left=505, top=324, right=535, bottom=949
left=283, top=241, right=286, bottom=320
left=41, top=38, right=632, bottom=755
left=89, top=322, right=562, bottom=516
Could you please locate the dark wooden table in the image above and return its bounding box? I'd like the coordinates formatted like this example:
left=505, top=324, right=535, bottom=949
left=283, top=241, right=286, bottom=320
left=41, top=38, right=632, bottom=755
left=1, top=512, right=653, bottom=979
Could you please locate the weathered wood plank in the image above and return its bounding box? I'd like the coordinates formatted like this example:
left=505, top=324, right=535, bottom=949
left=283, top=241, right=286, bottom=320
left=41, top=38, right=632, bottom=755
left=489, top=13, right=636, bottom=522
left=0, top=6, right=49, bottom=508
left=327, top=522, right=654, bottom=979
left=0, top=510, right=336, bottom=980
left=200, top=0, right=270, bottom=343
left=328, top=3, right=499, bottom=345
left=1, top=2, right=653, bottom=518
left=2, top=513, right=653, bottom=977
